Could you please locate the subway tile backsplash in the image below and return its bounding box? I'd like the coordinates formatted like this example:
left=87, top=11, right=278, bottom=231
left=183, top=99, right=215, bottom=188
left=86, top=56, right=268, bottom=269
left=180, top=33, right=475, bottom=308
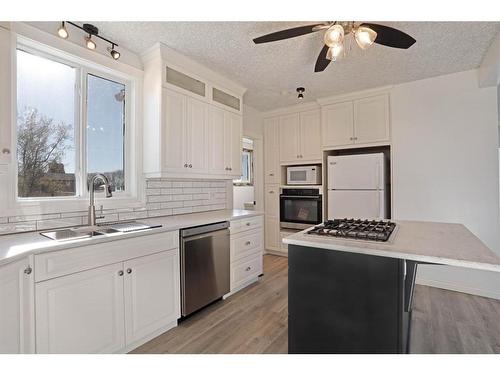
left=0, top=178, right=228, bottom=235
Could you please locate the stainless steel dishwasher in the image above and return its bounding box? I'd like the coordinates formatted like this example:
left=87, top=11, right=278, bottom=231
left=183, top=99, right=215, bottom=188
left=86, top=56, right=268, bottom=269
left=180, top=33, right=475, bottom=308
left=180, top=221, right=230, bottom=316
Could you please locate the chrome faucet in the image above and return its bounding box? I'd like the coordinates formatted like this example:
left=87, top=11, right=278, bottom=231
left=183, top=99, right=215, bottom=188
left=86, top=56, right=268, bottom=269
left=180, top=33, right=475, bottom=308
left=88, top=173, right=113, bottom=226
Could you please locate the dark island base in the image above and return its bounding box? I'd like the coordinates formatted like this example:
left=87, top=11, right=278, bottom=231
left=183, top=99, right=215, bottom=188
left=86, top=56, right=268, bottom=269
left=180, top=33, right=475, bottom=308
left=288, top=245, right=418, bottom=354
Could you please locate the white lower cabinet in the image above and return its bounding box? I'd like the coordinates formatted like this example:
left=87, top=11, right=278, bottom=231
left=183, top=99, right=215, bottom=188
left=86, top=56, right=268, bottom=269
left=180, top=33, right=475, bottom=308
left=123, top=250, right=180, bottom=346
left=229, top=216, right=264, bottom=295
left=35, top=263, right=125, bottom=354
left=265, top=216, right=280, bottom=252
left=0, top=257, right=35, bottom=354
left=35, top=247, right=180, bottom=354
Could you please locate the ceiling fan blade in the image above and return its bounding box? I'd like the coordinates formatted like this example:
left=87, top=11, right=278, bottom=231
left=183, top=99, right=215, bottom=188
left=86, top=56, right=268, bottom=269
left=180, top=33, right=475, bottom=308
left=253, top=24, right=324, bottom=44
left=360, top=23, right=416, bottom=49
left=314, top=45, right=331, bottom=73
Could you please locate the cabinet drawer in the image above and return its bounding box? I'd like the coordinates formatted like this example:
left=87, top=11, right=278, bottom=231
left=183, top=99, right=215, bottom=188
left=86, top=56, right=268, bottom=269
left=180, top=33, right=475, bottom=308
left=34, top=231, right=178, bottom=282
left=231, top=230, right=263, bottom=262
left=230, top=215, right=263, bottom=234
left=231, top=254, right=262, bottom=289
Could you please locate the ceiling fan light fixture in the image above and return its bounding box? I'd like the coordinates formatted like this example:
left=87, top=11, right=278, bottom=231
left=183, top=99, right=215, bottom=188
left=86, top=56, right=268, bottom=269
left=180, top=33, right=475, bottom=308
left=355, top=26, right=377, bottom=49
left=323, top=24, right=344, bottom=48
left=326, top=43, right=344, bottom=61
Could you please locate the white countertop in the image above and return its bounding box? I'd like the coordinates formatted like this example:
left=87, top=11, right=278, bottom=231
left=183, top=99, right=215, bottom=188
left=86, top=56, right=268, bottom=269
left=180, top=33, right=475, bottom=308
left=0, top=209, right=263, bottom=267
left=283, top=221, right=500, bottom=272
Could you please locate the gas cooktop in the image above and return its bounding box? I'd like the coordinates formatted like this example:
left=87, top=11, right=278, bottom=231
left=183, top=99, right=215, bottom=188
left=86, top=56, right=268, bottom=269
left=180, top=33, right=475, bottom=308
left=307, top=219, right=396, bottom=242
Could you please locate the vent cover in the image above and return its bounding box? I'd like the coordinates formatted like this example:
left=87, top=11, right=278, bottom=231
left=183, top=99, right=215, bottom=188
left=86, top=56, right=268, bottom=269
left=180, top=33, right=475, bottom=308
left=166, top=67, right=205, bottom=97
left=212, top=87, right=240, bottom=111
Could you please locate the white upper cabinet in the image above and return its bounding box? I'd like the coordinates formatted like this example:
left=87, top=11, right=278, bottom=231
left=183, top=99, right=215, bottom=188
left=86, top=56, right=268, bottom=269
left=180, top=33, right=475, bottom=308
left=353, top=94, right=390, bottom=144
left=299, top=109, right=322, bottom=161
left=278, top=110, right=322, bottom=164
left=142, top=44, right=246, bottom=178
left=227, top=111, right=243, bottom=177
left=322, top=94, right=390, bottom=148
left=322, top=101, right=354, bottom=147
left=279, top=113, right=300, bottom=163
left=0, top=257, right=35, bottom=354
left=162, top=88, right=187, bottom=172
left=264, top=117, right=280, bottom=184
left=209, top=107, right=242, bottom=177
left=186, top=96, right=209, bottom=173
left=208, top=106, right=227, bottom=174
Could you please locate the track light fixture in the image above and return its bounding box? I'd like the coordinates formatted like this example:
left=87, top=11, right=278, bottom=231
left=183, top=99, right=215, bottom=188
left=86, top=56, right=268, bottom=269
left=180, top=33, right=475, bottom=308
left=296, top=87, right=305, bottom=99
left=56, top=22, right=120, bottom=60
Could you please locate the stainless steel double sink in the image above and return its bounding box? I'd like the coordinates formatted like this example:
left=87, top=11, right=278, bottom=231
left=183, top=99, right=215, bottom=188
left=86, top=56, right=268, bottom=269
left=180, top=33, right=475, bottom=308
left=41, top=221, right=162, bottom=241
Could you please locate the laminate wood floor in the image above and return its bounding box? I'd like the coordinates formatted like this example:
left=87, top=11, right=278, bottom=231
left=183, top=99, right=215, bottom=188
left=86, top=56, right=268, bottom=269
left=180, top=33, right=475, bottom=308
left=132, top=254, right=500, bottom=354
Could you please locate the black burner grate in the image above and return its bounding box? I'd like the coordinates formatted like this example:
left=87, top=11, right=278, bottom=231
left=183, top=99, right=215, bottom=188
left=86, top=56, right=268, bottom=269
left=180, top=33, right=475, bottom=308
left=307, top=218, right=396, bottom=242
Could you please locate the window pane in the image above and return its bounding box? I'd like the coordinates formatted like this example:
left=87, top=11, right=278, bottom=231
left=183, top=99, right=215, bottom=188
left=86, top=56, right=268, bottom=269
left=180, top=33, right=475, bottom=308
left=86, top=74, right=125, bottom=192
left=16, top=49, right=76, bottom=198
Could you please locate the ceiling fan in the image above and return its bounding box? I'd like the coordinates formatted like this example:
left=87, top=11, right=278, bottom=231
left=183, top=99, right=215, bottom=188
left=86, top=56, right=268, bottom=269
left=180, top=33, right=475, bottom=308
left=253, top=22, right=416, bottom=72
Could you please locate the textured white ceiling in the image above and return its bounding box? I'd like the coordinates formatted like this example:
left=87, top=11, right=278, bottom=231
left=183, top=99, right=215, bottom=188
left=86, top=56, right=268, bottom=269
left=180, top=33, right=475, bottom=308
left=87, top=22, right=499, bottom=111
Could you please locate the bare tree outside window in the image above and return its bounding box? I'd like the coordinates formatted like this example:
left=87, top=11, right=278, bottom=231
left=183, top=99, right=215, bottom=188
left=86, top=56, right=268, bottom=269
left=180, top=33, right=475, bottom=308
left=17, top=108, right=74, bottom=197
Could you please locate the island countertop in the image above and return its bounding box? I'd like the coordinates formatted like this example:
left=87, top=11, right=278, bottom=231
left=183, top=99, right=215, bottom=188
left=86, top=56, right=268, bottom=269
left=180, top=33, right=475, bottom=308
left=283, top=220, right=500, bottom=272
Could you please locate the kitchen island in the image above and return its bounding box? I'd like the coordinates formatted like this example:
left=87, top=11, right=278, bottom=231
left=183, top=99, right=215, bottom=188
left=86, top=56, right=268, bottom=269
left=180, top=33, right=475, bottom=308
left=283, top=220, right=500, bottom=354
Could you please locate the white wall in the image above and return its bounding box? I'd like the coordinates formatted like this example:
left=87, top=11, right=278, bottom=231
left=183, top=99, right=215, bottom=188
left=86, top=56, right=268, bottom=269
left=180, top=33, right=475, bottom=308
left=391, top=69, right=500, bottom=299
left=242, top=104, right=264, bottom=212
left=233, top=185, right=255, bottom=209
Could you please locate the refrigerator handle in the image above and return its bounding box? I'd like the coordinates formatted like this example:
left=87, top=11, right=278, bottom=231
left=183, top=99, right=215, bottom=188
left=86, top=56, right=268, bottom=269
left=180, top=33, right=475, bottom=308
left=376, top=161, right=380, bottom=191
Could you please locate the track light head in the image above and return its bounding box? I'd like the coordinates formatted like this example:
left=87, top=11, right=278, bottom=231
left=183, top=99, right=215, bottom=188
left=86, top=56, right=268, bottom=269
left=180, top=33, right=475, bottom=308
left=57, top=22, right=68, bottom=39
left=85, top=35, right=96, bottom=50
left=108, top=44, right=121, bottom=60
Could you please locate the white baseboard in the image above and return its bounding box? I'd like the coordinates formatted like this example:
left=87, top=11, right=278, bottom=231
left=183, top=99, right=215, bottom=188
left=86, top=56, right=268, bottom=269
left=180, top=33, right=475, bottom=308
left=416, top=264, right=500, bottom=300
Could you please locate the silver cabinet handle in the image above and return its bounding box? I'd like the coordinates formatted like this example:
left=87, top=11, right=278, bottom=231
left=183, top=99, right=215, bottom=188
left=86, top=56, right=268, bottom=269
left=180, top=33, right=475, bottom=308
left=184, top=163, right=188, bottom=168
left=245, top=241, right=251, bottom=246
left=354, top=137, right=358, bottom=140
left=225, top=167, right=228, bottom=171
left=245, top=266, right=251, bottom=271
left=246, top=222, right=251, bottom=226
left=24, top=266, right=32, bottom=275
left=118, top=270, right=124, bottom=276
left=269, top=173, right=274, bottom=176
left=2, top=148, right=10, bottom=155
left=269, top=191, right=274, bottom=194
left=126, top=268, right=132, bottom=274
left=189, top=164, right=192, bottom=168
left=229, top=167, right=232, bottom=171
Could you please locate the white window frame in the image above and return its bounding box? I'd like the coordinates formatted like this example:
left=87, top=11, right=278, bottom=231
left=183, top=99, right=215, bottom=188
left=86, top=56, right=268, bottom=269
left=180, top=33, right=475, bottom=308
left=9, top=37, right=142, bottom=214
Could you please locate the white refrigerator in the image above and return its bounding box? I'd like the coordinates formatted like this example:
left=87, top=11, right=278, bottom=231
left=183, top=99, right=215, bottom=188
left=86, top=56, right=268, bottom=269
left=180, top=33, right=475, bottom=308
left=327, top=153, right=387, bottom=220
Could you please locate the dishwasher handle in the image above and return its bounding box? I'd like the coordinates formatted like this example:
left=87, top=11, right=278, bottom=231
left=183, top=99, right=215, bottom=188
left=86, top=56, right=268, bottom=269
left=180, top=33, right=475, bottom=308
left=182, top=228, right=229, bottom=243
left=180, top=221, right=230, bottom=238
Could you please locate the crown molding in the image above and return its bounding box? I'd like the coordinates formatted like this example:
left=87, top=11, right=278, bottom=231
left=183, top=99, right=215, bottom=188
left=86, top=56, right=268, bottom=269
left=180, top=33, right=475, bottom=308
left=316, top=85, right=393, bottom=105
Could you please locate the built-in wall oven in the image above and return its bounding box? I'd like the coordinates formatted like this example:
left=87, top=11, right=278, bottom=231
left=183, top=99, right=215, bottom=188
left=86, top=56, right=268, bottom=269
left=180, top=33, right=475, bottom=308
left=280, top=188, right=323, bottom=230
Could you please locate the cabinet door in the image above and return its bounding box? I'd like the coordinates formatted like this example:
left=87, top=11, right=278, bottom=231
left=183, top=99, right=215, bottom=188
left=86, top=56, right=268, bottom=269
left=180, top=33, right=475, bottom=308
left=0, top=28, right=12, bottom=164
left=0, top=257, right=34, bottom=353
left=354, top=94, right=390, bottom=144
left=209, top=106, right=227, bottom=174
left=321, top=101, right=354, bottom=147
left=279, top=113, right=300, bottom=163
left=162, top=88, right=187, bottom=172
left=224, top=111, right=242, bottom=176
left=265, top=216, right=280, bottom=251
left=35, top=263, right=125, bottom=354
left=299, top=109, right=322, bottom=161
left=264, top=184, right=279, bottom=217
left=264, top=117, right=280, bottom=184
left=186, top=97, right=209, bottom=173
left=124, top=250, right=180, bottom=346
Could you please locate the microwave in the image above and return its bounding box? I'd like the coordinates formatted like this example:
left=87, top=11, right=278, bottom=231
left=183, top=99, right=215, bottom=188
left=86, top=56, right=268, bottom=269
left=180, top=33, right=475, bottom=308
left=286, top=165, right=322, bottom=185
